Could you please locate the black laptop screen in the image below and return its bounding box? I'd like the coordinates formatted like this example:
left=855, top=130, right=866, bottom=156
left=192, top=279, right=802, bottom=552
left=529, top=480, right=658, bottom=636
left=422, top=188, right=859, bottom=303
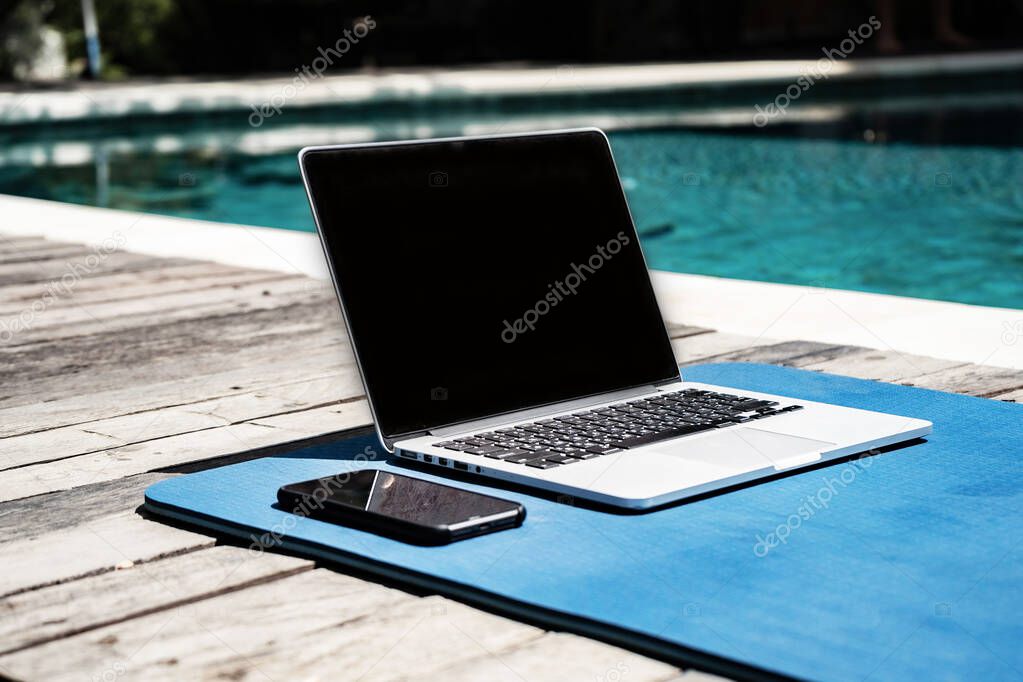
left=301, top=130, right=679, bottom=439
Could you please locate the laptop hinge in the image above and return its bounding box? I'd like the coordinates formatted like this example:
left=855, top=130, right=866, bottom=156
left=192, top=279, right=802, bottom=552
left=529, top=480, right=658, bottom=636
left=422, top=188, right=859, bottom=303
left=657, top=373, right=684, bottom=388
left=428, top=384, right=660, bottom=438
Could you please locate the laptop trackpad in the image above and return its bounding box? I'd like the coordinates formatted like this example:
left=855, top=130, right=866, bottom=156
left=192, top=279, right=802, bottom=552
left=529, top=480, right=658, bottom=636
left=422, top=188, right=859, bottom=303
left=651, top=427, right=834, bottom=472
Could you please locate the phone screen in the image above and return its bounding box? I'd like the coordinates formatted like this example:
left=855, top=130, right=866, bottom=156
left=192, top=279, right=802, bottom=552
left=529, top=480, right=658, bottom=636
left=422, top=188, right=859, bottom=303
left=283, top=470, right=521, bottom=528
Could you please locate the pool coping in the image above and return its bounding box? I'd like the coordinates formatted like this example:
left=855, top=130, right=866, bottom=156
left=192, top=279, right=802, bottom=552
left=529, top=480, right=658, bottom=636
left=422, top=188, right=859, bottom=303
left=2, top=50, right=1023, bottom=126
left=3, top=193, right=1020, bottom=371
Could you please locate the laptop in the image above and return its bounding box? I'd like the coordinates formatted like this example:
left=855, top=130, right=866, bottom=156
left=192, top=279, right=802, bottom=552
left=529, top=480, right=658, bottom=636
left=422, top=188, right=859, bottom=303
left=298, top=128, right=931, bottom=509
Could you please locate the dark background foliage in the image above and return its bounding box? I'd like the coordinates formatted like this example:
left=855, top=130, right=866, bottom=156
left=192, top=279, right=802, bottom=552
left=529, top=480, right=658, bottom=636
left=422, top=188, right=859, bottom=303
left=0, top=0, right=1021, bottom=79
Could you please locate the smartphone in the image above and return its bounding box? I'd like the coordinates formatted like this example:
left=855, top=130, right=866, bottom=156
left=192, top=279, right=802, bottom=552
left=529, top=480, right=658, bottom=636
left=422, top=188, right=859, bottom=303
left=277, top=470, right=525, bottom=545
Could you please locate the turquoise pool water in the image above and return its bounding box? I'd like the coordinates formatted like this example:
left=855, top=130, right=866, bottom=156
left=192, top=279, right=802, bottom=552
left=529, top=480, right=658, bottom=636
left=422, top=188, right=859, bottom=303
left=618, top=130, right=1023, bottom=308
left=1, top=103, right=1021, bottom=309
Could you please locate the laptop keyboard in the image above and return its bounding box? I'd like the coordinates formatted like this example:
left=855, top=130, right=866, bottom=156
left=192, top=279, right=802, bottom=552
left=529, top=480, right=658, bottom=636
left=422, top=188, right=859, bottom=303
left=434, top=388, right=803, bottom=469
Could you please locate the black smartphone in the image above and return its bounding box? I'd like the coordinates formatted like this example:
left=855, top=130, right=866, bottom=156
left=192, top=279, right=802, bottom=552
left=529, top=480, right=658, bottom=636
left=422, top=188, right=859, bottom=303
left=277, top=470, right=525, bottom=545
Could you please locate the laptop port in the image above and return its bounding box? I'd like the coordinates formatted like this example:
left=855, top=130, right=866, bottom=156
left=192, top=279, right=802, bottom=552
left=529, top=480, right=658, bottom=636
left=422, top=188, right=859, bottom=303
left=453, top=461, right=469, bottom=471
left=399, top=450, right=416, bottom=459
left=423, top=454, right=433, bottom=463
left=438, top=457, right=448, bottom=466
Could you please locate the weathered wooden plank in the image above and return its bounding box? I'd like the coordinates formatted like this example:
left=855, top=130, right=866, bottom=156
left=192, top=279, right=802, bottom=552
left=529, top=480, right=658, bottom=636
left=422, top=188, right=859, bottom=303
left=0, top=343, right=353, bottom=438
left=0, top=261, right=294, bottom=311
left=0, top=564, right=683, bottom=682
left=901, top=363, right=1023, bottom=397
left=0, top=235, right=69, bottom=248
left=0, top=285, right=340, bottom=363
left=679, top=337, right=864, bottom=369
left=0, top=373, right=366, bottom=470
left=0, top=242, right=96, bottom=265
left=0, top=234, right=52, bottom=250
left=0, top=400, right=373, bottom=502
left=0, top=546, right=312, bottom=655
left=671, top=331, right=777, bottom=367
left=0, top=472, right=167, bottom=545
left=665, top=323, right=713, bottom=340
left=726, top=340, right=868, bottom=368
left=0, top=292, right=338, bottom=373
left=993, top=387, right=1022, bottom=402
left=0, top=496, right=214, bottom=597
left=802, top=348, right=966, bottom=383
left=0, top=300, right=348, bottom=408
left=0, top=274, right=333, bottom=348
left=0, top=569, right=539, bottom=682
left=193, top=592, right=550, bottom=682
left=417, top=631, right=682, bottom=682
left=0, top=251, right=194, bottom=288
left=244, top=399, right=372, bottom=432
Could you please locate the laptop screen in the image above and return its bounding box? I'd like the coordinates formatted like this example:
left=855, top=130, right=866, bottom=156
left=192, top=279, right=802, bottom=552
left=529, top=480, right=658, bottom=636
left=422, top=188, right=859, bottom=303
left=301, top=129, right=679, bottom=440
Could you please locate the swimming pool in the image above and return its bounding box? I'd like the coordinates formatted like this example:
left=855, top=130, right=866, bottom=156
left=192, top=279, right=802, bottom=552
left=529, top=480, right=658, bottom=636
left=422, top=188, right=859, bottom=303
left=1, top=92, right=1021, bottom=309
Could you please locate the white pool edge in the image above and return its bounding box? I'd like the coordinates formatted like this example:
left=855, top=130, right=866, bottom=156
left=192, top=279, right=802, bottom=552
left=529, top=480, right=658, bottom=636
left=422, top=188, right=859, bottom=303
left=3, top=51, right=1023, bottom=125
left=3, top=194, right=1021, bottom=371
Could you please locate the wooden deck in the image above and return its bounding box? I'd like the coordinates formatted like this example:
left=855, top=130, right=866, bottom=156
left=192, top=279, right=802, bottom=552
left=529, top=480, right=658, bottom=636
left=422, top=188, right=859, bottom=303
left=1, top=233, right=1020, bottom=682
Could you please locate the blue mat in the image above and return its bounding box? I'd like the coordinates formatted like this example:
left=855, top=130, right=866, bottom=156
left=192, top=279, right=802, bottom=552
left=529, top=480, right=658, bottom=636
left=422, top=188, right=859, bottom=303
left=144, top=363, right=1023, bottom=681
